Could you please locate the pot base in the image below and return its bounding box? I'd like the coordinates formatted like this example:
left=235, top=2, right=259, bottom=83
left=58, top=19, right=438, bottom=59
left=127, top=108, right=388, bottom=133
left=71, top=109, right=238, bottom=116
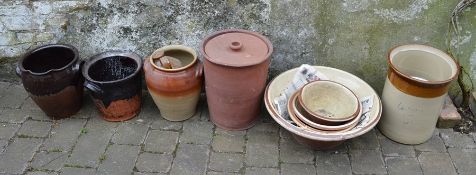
left=31, top=85, right=83, bottom=120
left=93, top=95, right=141, bottom=122
left=210, top=116, right=259, bottom=131
left=292, top=133, right=344, bottom=150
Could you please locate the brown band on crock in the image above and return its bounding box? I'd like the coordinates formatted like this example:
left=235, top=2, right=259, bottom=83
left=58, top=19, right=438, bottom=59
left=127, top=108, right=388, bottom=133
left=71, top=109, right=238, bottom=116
left=387, top=67, right=450, bottom=98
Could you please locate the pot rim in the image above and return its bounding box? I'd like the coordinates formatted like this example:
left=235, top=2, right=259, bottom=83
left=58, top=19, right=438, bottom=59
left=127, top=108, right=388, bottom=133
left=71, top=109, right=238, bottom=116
left=289, top=91, right=360, bottom=132
left=200, top=29, right=273, bottom=68
left=18, top=44, right=79, bottom=76
left=264, top=66, right=382, bottom=141
left=82, top=50, right=143, bottom=84
left=387, top=44, right=460, bottom=86
left=149, top=45, right=198, bottom=72
left=298, top=80, right=360, bottom=123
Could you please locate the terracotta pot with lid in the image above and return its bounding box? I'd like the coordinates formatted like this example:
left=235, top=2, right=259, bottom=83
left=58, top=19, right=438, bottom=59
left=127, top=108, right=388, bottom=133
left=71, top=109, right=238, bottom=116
left=144, top=45, right=203, bottom=121
left=200, top=29, right=273, bottom=130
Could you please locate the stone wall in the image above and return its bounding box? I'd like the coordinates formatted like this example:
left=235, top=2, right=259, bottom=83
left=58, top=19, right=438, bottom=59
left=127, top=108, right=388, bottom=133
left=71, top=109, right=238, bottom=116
left=1, top=0, right=475, bottom=95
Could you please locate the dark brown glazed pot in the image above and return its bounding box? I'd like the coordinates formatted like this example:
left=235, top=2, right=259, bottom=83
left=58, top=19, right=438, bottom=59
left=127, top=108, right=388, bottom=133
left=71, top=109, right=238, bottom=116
left=16, top=44, right=84, bottom=119
left=144, top=45, right=203, bottom=121
left=82, top=51, right=143, bottom=122
left=200, top=29, right=273, bottom=130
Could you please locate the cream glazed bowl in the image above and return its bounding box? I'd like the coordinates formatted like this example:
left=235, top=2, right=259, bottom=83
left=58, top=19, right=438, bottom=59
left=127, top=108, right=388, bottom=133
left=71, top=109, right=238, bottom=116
left=298, top=80, right=360, bottom=125
left=264, top=66, right=382, bottom=150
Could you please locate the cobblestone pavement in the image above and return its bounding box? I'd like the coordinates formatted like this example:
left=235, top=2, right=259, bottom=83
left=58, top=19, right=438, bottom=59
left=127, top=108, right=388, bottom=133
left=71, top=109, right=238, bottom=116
left=1, top=81, right=475, bottom=175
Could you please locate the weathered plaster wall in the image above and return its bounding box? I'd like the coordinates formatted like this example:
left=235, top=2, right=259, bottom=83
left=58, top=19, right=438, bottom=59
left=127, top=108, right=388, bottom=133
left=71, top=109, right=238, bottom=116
left=0, top=0, right=475, bottom=94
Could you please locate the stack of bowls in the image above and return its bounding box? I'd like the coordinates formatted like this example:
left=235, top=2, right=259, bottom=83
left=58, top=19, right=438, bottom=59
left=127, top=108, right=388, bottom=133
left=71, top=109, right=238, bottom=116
left=288, top=80, right=362, bottom=133
left=264, top=66, right=382, bottom=150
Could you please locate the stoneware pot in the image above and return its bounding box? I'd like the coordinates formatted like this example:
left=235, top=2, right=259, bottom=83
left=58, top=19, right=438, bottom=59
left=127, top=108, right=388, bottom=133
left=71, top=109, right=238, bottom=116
left=264, top=66, right=382, bottom=150
left=379, top=44, right=459, bottom=144
left=82, top=51, right=143, bottom=122
left=16, top=44, right=84, bottom=119
left=201, top=29, right=273, bottom=130
left=298, top=80, right=360, bottom=125
left=144, top=45, right=203, bottom=121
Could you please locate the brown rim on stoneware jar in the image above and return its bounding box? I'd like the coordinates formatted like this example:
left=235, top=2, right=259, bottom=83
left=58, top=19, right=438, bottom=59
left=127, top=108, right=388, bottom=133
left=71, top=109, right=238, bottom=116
left=149, top=46, right=198, bottom=72
left=200, top=29, right=273, bottom=130
left=387, top=44, right=459, bottom=98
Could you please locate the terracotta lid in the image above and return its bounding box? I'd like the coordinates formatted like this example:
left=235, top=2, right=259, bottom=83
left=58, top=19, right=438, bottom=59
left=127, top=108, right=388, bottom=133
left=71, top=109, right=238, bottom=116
left=201, top=29, right=273, bottom=67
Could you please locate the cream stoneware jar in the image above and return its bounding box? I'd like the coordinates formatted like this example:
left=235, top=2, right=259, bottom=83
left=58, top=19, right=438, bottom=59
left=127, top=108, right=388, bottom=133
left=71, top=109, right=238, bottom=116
left=379, top=44, right=459, bottom=144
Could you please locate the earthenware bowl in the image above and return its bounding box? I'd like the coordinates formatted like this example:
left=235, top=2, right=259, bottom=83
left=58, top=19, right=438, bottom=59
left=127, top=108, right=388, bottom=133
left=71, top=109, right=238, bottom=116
left=264, top=66, right=382, bottom=150
left=298, top=80, right=360, bottom=125
left=287, top=91, right=358, bottom=133
left=293, top=91, right=362, bottom=131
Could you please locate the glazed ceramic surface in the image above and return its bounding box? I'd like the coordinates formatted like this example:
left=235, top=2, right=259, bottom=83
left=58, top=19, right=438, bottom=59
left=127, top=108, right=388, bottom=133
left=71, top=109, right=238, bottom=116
left=379, top=44, right=459, bottom=144
left=144, top=45, right=202, bottom=121
left=292, top=92, right=362, bottom=131
left=17, top=44, right=83, bottom=119
left=299, top=80, right=360, bottom=125
left=264, top=66, right=382, bottom=149
left=201, top=29, right=273, bottom=130
left=82, top=51, right=143, bottom=122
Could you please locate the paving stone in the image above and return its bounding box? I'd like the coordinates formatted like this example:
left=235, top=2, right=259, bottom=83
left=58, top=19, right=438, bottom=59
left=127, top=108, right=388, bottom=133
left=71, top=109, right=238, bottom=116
left=0, top=138, right=42, bottom=174
left=0, top=123, right=19, bottom=140
left=244, top=167, right=279, bottom=175
left=134, top=172, right=164, bottom=175
left=414, top=130, right=446, bottom=152
left=180, top=121, right=214, bottom=145
left=280, top=163, right=316, bottom=175
left=135, top=152, right=172, bottom=173
left=26, top=171, right=58, bottom=175
left=350, top=149, right=386, bottom=174
left=379, top=136, right=415, bottom=157
left=207, top=171, right=240, bottom=175
left=144, top=130, right=179, bottom=154
left=448, top=148, right=476, bottom=174
left=41, top=119, right=86, bottom=152
left=437, top=96, right=461, bottom=128
left=247, top=122, right=279, bottom=134
left=315, top=151, right=351, bottom=175
left=246, top=131, right=279, bottom=145
left=350, top=129, right=379, bottom=150
left=66, top=118, right=117, bottom=168
left=440, top=129, right=476, bottom=149
left=385, top=157, right=422, bottom=175
left=279, top=136, right=314, bottom=164
left=0, top=84, right=28, bottom=109
left=245, top=143, right=279, bottom=168
left=97, top=144, right=141, bottom=175
left=17, top=120, right=51, bottom=137
left=60, top=167, right=96, bottom=175
left=150, top=118, right=182, bottom=131
left=209, top=152, right=244, bottom=172
left=418, top=152, right=457, bottom=175
left=170, top=144, right=209, bottom=175
left=112, top=123, right=148, bottom=145
left=212, top=129, right=245, bottom=153
left=0, top=139, right=8, bottom=152
left=0, top=108, right=29, bottom=123
left=31, top=151, right=68, bottom=171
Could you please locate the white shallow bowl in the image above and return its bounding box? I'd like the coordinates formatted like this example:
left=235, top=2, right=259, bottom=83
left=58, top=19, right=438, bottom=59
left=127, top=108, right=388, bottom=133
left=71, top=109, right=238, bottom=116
left=264, top=66, right=382, bottom=142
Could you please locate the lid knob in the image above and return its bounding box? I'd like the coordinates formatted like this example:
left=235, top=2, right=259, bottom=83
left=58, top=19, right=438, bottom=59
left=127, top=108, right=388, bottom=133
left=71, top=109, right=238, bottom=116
left=230, top=41, right=242, bottom=51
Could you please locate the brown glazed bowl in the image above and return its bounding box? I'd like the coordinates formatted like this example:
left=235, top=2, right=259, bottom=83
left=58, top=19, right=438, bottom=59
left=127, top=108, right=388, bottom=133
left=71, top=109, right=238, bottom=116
left=264, top=66, right=382, bottom=150
left=298, top=80, right=360, bottom=125
left=291, top=91, right=362, bottom=131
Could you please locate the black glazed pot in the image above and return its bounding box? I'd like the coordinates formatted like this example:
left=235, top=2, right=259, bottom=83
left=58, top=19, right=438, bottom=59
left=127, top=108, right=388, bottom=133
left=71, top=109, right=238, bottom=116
left=16, top=44, right=84, bottom=119
left=82, top=51, right=143, bottom=122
